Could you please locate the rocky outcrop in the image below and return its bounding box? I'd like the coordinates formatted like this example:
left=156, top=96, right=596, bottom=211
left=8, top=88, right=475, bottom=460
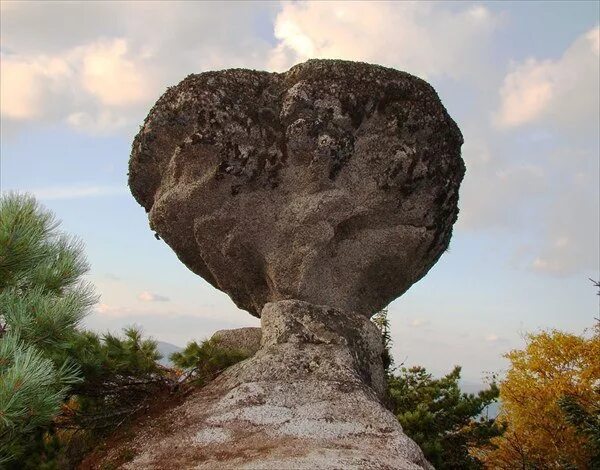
left=211, top=327, right=262, bottom=356
left=121, top=59, right=465, bottom=469
left=92, top=301, right=433, bottom=469
left=129, top=59, right=464, bottom=318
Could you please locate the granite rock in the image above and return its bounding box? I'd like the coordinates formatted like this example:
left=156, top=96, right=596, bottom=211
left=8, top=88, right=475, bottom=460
left=91, top=301, right=433, bottom=469
left=129, top=59, right=464, bottom=317
left=211, top=327, right=262, bottom=357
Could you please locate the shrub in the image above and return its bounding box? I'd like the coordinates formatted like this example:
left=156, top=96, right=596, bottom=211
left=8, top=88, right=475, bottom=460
left=170, top=338, right=248, bottom=386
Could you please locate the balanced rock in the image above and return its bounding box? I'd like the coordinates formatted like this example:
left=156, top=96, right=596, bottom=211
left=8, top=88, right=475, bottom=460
left=129, top=59, right=464, bottom=317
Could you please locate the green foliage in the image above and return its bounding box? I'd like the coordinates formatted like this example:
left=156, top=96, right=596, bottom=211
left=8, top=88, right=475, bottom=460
left=0, top=193, right=93, bottom=297
left=0, top=193, right=248, bottom=467
left=70, top=327, right=170, bottom=433
left=170, top=338, right=248, bottom=386
left=0, top=193, right=54, bottom=289
left=371, top=308, right=393, bottom=373
left=7, top=325, right=172, bottom=469
left=558, top=389, right=600, bottom=468
left=372, top=308, right=502, bottom=469
left=388, top=366, right=502, bottom=469
left=73, top=327, right=162, bottom=379
left=0, top=193, right=95, bottom=464
left=0, top=334, right=79, bottom=463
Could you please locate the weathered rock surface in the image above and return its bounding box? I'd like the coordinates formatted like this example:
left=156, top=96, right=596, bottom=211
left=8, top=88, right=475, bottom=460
left=211, top=327, right=262, bottom=356
left=129, top=59, right=464, bottom=317
left=92, top=301, right=433, bottom=469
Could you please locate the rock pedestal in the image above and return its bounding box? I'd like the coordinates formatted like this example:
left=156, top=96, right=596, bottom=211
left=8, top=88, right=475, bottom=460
left=97, top=301, right=432, bottom=469
left=118, top=59, right=465, bottom=469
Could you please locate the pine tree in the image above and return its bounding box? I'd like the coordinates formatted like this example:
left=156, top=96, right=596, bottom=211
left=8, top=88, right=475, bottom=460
left=70, top=327, right=171, bottom=434
left=372, top=309, right=502, bottom=469
left=388, top=366, right=501, bottom=469
left=170, top=337, right=248, bottom=386
left=0, top=193, right=96, bottom=463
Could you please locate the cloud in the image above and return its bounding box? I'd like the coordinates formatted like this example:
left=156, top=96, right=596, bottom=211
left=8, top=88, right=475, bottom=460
left=138, top=291, right=170, bottom=302
left=407, top=318, right=430, bottom=328
left=79, top=38, right=150, bottom=107
left=455, top=26, right=599, bottom=277
left=457, top=136, right=598, bottom=276
left=19, top=184, right=128, bottom=200
left=1, top=2, right=498, bottom=134
left=0, top=2, right=278, bottom=134
left=0, top=38, right=153, bottom=133
left=95, top=303, right=133, bottom=316
left=66, top=110, right=131, bottom=135
left=2, top=2, right=597, bottom=281
left=0, top=54, right=71, bottom=120
left=485, top=333, right=508, bottom=343
left=269, top=2, right=497, bottom=78
left=95, top=302, right=170, bottom=317
left=495, top=26, right=599, bottom=132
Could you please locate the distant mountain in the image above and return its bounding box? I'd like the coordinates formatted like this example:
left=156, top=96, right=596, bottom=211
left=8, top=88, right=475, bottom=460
left=156, top=341, right=183, bottom=367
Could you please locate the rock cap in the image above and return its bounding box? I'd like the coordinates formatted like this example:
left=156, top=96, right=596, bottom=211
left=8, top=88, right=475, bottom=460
left=129, top=59, right=464, bottom=317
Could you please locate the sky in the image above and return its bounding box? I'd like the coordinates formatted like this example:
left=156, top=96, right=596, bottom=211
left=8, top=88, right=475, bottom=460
left=1, top=1, right=599, bottom=385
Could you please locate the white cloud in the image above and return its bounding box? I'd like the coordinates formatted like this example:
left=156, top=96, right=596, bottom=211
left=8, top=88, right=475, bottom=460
left=79, top=38, right=150, bottom=107
left=496, top=26, right=600, bottom=131
left=1, top=2, right=597, bottom=281
left=95, top=303, right=133, bottom=316
left=0, top=2, right=277, bottom=134
left=66, top=110, right=131, bottom=135
left=0, top=1, right=18, bottom=12
left=407, top=318, right=430, bottom=328
left=457, top=135, right=598, bottom=277
left=484, top=333, right=508, bottom=343
left=269, top=1, right=498, bottom=77
left=95, top=302, right=170, bottom=317
left=0, top=2, right=499, bottom=134
left=0, top=55, right=71, bottom=120
left=496, top=59, right=554, bottom=128
left=138, top=291, right=170, bottom=302
left=0, top=38, right=152, bottom=133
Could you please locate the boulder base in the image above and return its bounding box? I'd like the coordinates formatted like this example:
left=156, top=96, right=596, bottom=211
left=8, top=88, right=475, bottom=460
left=211, top=327, right=262, bottom=356
left=91, top=300, right=432, bottom=469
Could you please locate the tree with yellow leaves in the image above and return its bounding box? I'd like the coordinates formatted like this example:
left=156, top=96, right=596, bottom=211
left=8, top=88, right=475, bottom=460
left=476, top=326, right=600, bottom=469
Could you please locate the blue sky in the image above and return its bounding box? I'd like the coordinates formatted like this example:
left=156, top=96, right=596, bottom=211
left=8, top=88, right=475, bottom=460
left=1, top=1, right=598, bottom=384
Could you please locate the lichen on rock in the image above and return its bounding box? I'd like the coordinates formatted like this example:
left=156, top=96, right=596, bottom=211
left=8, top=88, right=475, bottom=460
left=129, top=59, right=464, bottom=318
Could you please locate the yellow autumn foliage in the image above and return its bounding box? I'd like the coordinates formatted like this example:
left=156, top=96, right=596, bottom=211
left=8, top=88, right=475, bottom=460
left=477, top=327, right=600, bottom=469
